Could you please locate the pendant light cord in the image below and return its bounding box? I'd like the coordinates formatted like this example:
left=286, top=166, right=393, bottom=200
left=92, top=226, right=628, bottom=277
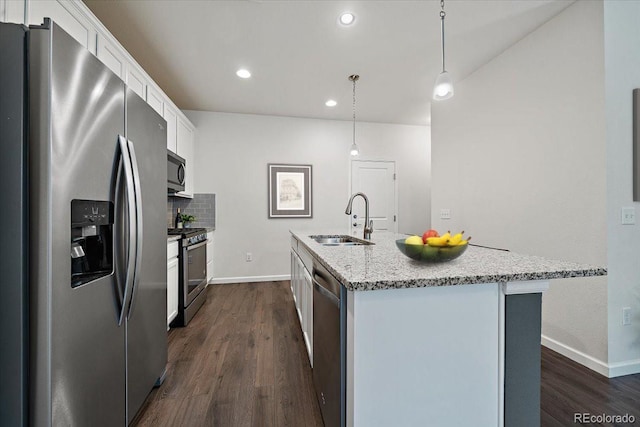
left=352, top=77, right=356, bottom=146
left=440, top=0, right=446, bottom=73
left=349, top=74, right=359, bottom=148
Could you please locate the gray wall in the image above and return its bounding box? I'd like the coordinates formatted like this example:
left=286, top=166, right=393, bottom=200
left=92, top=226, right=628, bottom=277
left=185, top=110, right=431, bottom=282
left=431, top=1, right=608, bottom=369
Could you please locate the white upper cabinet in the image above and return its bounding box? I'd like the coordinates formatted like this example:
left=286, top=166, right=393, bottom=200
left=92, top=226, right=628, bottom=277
left=176, top=117, right=195, bottom=198
left=96, top=34, right=125, bottom=79
left=2, top=0, right=27, bottom=24
left=126, top=64, right=147, bottom=100
left=2, top=0, right=197, bottom=194
left=27, top=0, right=96, bottom=54
left=147, top=85, right=164, bottom=117
left=163, top=104, right=178, bottom=153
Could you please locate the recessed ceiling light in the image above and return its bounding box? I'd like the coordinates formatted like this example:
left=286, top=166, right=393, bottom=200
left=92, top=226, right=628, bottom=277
left=339, top=12, right=355, bottom=26
left=325, top=99, right=337, bottom=107
left=236, top=69, right=251, bottom=79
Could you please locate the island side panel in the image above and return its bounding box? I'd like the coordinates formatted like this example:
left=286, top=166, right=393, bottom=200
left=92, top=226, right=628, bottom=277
left=349, top=283, right=501, bottom=427
left=504, top=293, right=542, bottom=427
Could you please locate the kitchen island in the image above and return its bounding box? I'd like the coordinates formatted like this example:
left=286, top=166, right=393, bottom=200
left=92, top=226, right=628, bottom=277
left=290, top=231, right=606, bottom=427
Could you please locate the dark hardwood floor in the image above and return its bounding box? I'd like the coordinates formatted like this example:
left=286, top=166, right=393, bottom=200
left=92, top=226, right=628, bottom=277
left=132, top=281, right=323, bottom=427
left=134, top=281, right=640, bottom=426
left=541, top=346, right=640, bottom=426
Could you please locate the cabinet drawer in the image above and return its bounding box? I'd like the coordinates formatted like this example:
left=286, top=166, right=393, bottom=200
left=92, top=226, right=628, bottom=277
left=167, top=241, right=179, bottom=259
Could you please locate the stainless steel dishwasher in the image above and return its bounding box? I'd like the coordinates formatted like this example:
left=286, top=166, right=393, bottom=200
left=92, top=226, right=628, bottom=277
left=312, top=260, right=346, bottom=427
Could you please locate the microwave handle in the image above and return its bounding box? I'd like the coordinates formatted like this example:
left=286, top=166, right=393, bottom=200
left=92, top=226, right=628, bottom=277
left=178, top=163, right=185, bottom=185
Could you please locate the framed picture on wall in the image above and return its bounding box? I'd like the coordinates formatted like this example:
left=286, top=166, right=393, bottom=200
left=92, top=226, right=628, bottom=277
left=268, top=164, right=312, bottom=218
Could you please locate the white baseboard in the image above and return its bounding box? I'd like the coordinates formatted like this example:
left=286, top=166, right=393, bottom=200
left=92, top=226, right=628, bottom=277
left=608, top=358, right=640, bottom=378
left=208, top=274, right=290, bottom=285
left=541, top=335, right=640, bottom=378
left=541, top=335, right=609, bottom=376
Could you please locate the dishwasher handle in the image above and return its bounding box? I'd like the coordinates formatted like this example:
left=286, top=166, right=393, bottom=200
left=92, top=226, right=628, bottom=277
left=313, top=274, right=340, bottom=307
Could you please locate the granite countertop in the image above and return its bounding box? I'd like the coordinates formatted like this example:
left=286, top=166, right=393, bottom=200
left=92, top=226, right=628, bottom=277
left=291, top=230, right=607, bottom=291
left=167, top=235, right=180, bottom=242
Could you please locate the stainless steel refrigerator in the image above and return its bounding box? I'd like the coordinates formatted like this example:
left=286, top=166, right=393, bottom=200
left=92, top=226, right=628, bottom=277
left=0, top=19, right=167, bottom=426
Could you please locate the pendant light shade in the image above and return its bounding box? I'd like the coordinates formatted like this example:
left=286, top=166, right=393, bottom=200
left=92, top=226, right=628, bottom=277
left=349, top=74, right=360, bottom=156
left=433, top=0, right=453, bottom=101
left=433, top=71, right=453, bottom=101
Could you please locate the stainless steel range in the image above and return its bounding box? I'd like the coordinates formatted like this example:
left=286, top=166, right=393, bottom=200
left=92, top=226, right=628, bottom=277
left=168, top=228, right=208, bottom=326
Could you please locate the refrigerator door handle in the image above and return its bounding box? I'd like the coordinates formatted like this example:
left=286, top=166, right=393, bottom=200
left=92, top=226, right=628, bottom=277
left=126, top=138, right=144, bottom=319
left=117, top=135, right=137, bottom=325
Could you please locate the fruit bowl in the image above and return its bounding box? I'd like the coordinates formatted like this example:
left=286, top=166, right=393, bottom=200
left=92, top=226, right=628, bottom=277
left=395, top=239, right=468, bottom=263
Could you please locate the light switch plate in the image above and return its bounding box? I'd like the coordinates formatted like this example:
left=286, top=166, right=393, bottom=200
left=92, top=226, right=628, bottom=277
left=621, top=207, right=636, bottom=225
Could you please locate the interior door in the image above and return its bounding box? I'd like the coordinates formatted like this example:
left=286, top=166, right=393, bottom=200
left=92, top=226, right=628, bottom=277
left=350, top=160, right=397, bottom=236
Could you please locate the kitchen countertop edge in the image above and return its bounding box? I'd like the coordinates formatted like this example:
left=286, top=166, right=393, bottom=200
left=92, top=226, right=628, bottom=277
left=290, top=230, right=607, bottom=292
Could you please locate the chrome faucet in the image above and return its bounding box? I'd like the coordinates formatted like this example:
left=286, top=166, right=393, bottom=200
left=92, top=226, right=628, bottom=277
left=345, top=192, right=373, bottom=240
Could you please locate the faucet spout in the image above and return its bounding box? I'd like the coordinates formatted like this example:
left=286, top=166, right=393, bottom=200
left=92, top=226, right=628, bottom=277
left=345, top=192, right=373, bottom=240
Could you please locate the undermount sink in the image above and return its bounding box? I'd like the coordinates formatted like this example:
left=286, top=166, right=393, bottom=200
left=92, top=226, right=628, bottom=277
left=310, top=235, right=374, bottom=246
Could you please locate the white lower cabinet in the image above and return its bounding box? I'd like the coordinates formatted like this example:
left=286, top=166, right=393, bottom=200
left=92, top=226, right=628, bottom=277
left=290, top=242, right=313, bottom=366
left=167, top=241, right=179, bottom=329
left=206, top=231, right=214, bottom=285
left=302, top=267, right=313, bottom=366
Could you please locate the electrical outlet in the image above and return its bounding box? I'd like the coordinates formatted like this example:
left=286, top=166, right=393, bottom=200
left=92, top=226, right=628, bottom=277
left=621, top=207, right=636, bottom=225
left=440, top=209, right=451, bottom=220
left=623, top=307, right=632, bottom=326
left=246, top=252, right=253, bottom=262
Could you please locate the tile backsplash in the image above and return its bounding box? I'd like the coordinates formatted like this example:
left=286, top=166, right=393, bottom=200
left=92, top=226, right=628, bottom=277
left=167, top=193, right=216, bottom=229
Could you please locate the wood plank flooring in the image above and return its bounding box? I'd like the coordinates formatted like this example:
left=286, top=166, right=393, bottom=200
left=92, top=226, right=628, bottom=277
left=134, top=280, right=640, bottom=427
left=132, top=281, right=322, bottom=427
left=541, top=346, right=640, bottom=426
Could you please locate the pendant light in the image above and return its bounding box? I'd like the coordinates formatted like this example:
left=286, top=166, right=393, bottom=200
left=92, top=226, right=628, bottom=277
left=349, top=74, right=360, bottom=156
left=433, top=0, right=453, bottom=101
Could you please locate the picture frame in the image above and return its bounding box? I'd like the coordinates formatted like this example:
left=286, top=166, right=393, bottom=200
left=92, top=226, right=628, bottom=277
left=268, top=164, right=312, bottom=218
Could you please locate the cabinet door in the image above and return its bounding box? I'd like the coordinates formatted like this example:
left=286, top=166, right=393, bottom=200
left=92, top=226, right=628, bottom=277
left=126, top=65, right=146, bottom=100
left=28, top=0, right=96, bottom=54
left=303, top=267, right=313, bottom=365
left=96, top=34, right=126, bottom=79
left=164, top=104, right=178, bottom=153
left=147, top=85, right=164, bottom=117
left=167, top=256, right=179, bottom=328
left=176, top=117, right=194, bottom=197
left=2, top=0, right=26, bottom=23
left=206, top=232, right=214, bottom=283
left=290, top=251, right=296, bottom=295
left=296, top=257, right=303, bottom=324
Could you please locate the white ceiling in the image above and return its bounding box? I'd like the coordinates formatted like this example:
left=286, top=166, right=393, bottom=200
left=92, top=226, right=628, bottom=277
left=83, top=0, right=575, bottom=126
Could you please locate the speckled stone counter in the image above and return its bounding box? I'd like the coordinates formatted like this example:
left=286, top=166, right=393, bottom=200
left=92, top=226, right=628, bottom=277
left=291, top=230, right=607, bottom=291
left=167, top=235, right=180, bottom=243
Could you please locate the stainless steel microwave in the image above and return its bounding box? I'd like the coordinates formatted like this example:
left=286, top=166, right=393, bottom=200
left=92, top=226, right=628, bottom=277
left=167, top=150, right=186, bottom=193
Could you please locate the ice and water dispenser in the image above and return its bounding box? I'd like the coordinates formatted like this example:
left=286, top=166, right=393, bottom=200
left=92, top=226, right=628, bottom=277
left=71, top=199, right=114, bottom=288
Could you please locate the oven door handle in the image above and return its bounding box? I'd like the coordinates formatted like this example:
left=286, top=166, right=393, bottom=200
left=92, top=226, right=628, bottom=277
left=186, top=240, right=208, bottom=251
